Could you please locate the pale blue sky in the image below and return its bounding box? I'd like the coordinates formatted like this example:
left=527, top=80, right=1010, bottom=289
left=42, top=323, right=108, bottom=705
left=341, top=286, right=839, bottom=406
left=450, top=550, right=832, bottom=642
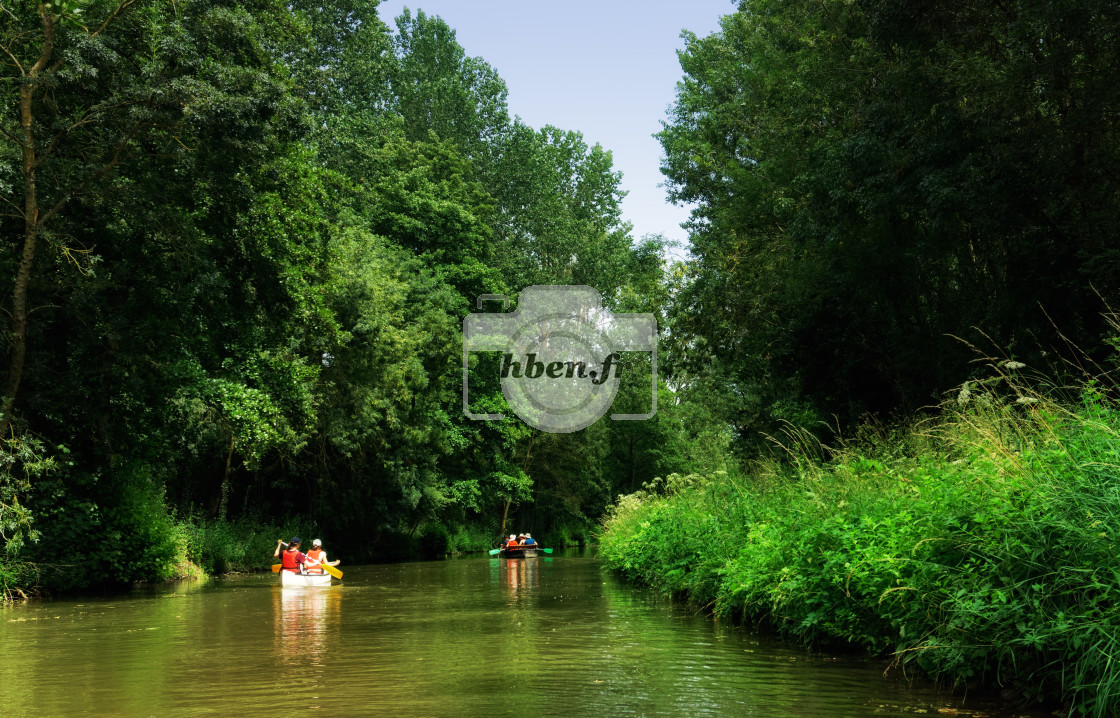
left=374, top=0, right=737, bottom=255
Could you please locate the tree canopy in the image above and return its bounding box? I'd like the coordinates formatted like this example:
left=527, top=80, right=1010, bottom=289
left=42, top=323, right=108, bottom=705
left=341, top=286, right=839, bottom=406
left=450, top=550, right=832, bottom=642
left=0, top=0, right=687, bottom=583
left=660, top=0, right=1120, bottom=436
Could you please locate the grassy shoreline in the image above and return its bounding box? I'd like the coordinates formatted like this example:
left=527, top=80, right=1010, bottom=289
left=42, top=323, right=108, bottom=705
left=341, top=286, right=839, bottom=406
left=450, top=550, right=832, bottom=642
left=599, top=383, right=1120, bottom=717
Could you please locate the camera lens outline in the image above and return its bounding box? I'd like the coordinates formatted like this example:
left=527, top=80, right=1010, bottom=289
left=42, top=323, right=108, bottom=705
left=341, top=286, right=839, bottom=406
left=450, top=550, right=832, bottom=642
left=463, top=285, right=657, bottom=432
left=502, top=310, right=619, bottom=432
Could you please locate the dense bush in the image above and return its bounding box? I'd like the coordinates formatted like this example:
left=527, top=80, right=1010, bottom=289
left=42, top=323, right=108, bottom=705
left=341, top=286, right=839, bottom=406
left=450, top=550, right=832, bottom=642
left=600, top=380, right=1120, bottom=716
left=444, top=523, right=495, bottom=555
left=26, top=464, right=188, bottom=591
left=0, top=434, right=52, bottom=599
left=181, top=515, right=316, bottom=575
left=17, top=458, right=317, bottom=594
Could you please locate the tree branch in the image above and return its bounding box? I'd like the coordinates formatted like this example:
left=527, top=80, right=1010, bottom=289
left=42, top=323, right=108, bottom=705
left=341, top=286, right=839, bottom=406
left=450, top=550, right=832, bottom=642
left=90, top=0, right=139, bottom=39
left=0, top=40, right=25, bottom=74
left=39, top=119, right=144, bottom=227
left=29, top=3, right=53, bottom=76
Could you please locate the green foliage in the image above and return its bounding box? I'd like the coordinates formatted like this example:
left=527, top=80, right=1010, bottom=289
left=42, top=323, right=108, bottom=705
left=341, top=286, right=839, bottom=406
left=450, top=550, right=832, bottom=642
left=601, top=380, right=1120, bottom=716
left=0, top=559, right=39, bottom=602
left=24, top=462, right=184, bottom=589
left=0, top=0, right=707, bottom=596
left=0, top=433, right=56, bottom=600
left=359, top=132, right=503, bottom=299
left=0, top=434, right=54, bottom=557
left=443, top=522, right=494, bottom=555
left=486, top=123, right=635, bottom=294
left=180, top=514, right=313, bottom=574
left=389, top=9, right=510, bottom=164
left=660, top=0, right=1120, bottom=439
left=100, top=463, right=184, bottom=584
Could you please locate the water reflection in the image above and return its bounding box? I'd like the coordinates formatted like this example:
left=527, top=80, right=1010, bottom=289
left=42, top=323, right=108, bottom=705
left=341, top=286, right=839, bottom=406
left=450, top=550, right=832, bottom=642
left=272, top=585, right=341, bottom=671
left=2, top=558, right=1051, bottom=717
left=497, top=557, right=540, bottom=596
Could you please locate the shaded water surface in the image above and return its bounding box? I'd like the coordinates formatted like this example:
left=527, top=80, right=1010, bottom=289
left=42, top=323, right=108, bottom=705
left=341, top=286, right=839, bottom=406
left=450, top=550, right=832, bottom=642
left=3, top=554, right=1038, bottom=716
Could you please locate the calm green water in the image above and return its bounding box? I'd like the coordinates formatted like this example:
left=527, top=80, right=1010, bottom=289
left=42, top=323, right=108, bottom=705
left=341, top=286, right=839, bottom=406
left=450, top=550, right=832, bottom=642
left=2, top=554, right=1036, bottom=717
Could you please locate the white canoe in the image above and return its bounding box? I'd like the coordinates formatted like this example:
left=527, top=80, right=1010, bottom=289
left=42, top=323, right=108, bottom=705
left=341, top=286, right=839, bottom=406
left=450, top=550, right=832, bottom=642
left=279, top=570, right=332, bottom=587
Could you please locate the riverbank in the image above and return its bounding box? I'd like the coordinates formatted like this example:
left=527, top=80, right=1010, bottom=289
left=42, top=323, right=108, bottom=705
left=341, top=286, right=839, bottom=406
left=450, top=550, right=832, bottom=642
left=0, top=513, right=577, bottom=601
left=0, top=515, right=316, bottom=601
left=599, top=377, right=1120, bottom=717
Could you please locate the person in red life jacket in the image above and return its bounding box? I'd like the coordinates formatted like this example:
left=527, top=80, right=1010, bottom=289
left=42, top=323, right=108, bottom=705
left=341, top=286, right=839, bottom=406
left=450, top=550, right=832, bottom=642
left=274, top=537, right=307, bottom=573
left=505, top=534, right=519, bottom=548
left=305, top=538, right=340, bottom=574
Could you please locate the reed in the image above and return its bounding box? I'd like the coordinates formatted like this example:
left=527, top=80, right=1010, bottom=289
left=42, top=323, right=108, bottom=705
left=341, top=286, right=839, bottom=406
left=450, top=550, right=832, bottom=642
left=179, top=514, right=316, bottom=575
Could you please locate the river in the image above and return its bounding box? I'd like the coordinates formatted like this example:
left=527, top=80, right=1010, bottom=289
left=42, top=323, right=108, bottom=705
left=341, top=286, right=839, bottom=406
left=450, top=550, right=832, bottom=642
left=2, top=552, right=1040, bottom=717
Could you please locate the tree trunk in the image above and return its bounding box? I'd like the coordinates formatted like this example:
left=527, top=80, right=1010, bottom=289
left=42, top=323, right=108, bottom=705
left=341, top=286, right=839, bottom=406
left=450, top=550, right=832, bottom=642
left=499, top=497, right=511, bottom=539
left=3, top=4, right=140, bottom=428
left=4, top=6, right=55, bottom=427
left=218, top=434, right=235, bottom=520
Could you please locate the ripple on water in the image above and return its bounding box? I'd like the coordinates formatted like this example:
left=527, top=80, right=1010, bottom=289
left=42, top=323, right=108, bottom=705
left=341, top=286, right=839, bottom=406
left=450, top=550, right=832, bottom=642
left=1, top=558, right=1046, bottom=718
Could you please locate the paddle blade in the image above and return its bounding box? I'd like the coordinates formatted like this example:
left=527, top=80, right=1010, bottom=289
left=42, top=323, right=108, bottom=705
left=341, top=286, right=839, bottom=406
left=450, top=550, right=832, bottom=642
left=541, top=548, right=553, bottom=554
left=306, top=559, right=342, bottom=579
left=272, top=564, right=282, bottom=573
left=488, top=548, right=501, bottom=556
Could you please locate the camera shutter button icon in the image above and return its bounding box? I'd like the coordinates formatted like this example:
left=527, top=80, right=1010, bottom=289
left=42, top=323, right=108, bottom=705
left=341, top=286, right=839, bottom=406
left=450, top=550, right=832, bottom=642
left=463, top=286, right=658, bottom=433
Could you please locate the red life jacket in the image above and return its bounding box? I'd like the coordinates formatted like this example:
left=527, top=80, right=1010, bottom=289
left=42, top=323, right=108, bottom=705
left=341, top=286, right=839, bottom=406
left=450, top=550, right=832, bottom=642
left=506, top=539, right=519, bottom=547
left=281, top=549, right=304, bottom=573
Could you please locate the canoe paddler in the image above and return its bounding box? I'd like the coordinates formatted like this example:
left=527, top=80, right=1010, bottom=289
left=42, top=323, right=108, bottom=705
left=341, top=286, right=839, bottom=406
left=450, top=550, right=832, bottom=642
left=305, top=539, right=341, bottom=575
left=274, top=537, right=307, bottom=573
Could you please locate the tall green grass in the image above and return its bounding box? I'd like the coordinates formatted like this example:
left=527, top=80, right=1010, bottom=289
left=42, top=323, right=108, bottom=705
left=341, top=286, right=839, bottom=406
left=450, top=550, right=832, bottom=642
left=600, top=374, right=1120, bottom=716
left=179, top=514, right=317, bottom=575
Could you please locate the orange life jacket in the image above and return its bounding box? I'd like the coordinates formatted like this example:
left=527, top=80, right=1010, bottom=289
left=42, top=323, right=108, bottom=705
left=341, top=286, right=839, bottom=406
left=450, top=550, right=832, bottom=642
left=281, top=549, right=304, bottom=573
left=306, top=547, right=324, bottom=573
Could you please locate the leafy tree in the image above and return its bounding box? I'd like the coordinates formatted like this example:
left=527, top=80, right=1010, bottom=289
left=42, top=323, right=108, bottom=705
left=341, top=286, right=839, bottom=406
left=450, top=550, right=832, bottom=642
left=389, top=8, right=510, bottom=163
left=0, top=0, right=710, bottom=586
left=0, top=0, right=337, bottom=586
left=660, top=0, right=1120, bottom=439
left=0, top=0, right=306, bottom=425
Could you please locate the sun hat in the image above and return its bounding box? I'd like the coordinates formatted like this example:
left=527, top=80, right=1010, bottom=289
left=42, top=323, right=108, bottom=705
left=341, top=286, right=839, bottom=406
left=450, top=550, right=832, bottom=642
left=312, top=539, right=322, bottom=547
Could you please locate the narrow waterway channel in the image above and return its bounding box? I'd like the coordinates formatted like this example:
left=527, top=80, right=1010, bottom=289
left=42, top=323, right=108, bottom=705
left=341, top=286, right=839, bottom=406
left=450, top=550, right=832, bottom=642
left=3, top=552, right=1042, bottom=717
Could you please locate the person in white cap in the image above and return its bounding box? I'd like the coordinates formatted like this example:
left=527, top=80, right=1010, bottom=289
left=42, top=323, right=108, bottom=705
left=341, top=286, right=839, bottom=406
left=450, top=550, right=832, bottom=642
left=521, top=532, right=537, bottom=547
left=305, top=538, right=340, bottom=575
left=505, top=534, right=519, bottom=549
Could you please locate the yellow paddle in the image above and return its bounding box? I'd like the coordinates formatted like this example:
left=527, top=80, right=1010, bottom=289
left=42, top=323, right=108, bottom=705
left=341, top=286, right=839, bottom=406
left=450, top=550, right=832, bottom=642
left=311, top=560, right=343, bottom=579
